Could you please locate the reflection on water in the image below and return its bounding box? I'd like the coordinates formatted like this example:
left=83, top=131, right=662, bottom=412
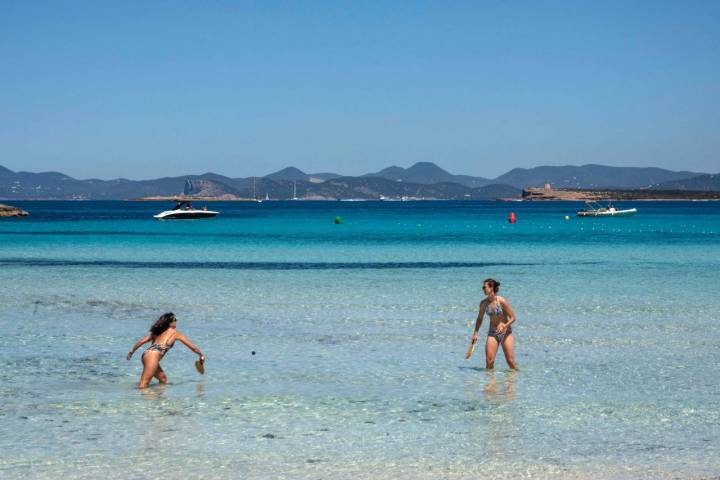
left=484, top=370, right=519, bottom=460
left=460, top=368, right=517, bottom=404
left=140, top=383, right=168, bottom=401
left=484, top=370, right=517, bottom=403
left=459, top=369, right=520, bottom=462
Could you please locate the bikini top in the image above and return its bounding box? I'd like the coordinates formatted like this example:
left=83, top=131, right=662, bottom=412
left=148, top=332, right=176, bottom=354
left=485, top=298, right=504, bottom=317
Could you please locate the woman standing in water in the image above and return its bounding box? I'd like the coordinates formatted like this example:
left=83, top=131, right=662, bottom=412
left=469, top=279, right=518, bottom=369
left=127, top=312, right=205, bottom=388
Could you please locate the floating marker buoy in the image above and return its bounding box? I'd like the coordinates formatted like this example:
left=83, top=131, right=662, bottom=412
left=564, top=215, right=570, bottom=220
left=508, top=212, right=517, bottom=224
left=334, top=216, right=343, bottom=224
left=251, top=351, right=256, bottom=355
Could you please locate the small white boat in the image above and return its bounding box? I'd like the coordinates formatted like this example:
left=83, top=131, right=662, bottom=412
left=154, top=201, right=218, bottom=220
left=577, top=201, right=637, bottom=217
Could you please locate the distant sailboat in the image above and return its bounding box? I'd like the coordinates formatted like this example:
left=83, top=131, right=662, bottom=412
left=253, top=177, right=263, bottom=203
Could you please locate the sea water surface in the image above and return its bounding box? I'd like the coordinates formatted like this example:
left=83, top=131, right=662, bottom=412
left=1, top=201, right=719, bottom=479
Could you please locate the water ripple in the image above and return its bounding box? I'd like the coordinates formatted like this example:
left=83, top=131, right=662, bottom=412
left=0, top=258, right=561, bottom=270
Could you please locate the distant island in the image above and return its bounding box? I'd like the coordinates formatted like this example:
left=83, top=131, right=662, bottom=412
left=1, top=162, right=718, bottom=201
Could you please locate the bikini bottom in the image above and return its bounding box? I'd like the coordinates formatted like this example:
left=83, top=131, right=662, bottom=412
left=488, top=326, right=512, bottom=343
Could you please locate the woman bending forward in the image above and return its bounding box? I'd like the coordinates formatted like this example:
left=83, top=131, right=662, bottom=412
left=127, top=312, right=205, bottom=388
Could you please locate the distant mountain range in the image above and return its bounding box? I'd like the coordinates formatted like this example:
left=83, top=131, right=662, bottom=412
left=651, top=174, right=720, bottom=191
left=0, top=162, right=715, bottom=200
left=265, top=167, right=341, bottom=183
left=184, top=175, right=519, bottom=201
left=494, top=164, right=703, bottom=189
left=363, top=162, right=492, bottom=188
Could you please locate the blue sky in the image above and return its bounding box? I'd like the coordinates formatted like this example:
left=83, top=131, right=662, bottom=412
left=1, top=1, right=718, bottom=180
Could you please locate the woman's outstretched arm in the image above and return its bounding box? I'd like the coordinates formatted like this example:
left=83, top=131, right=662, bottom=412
left=127, top=334, right=153, bottom=360
left=176, top=333, right=206, bottom=361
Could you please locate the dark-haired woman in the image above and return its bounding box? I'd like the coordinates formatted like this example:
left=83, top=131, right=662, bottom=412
left=469, top=278, right=518, bottom=369
left=127, top=313, right=206, bottom=389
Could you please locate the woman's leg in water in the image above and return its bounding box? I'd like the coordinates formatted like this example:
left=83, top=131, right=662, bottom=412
left=153, top=364, right=168, bottom=384
left=501, top=334, right=518, bottom=369
left=485, top=336, right=500, bottom=369
left=139, top=352, right=160, bottom=388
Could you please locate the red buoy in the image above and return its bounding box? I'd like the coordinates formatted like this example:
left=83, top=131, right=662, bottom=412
left=508, top=212, right=517, bottom=224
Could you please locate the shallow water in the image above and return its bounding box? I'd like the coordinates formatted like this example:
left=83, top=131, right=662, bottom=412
left=1, top=201, right=719, bottom=479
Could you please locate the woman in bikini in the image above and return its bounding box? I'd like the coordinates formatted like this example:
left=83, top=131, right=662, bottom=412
left=126, top=312, right=206, bottom=388
left=469, top=278, right=518, bottom=369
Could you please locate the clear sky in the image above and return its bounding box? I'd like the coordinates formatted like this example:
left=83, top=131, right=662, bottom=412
left=1, top=1, right=718, bottom=180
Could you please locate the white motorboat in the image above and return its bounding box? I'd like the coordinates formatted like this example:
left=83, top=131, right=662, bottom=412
left=154, top=201, right=219, bottom=220
left=577, top=201, right=637, bottom=217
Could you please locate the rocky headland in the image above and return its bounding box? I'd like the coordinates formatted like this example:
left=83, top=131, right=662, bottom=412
left=522, top=187, right=720, bottom=201
left=0, top=203, right=29, bottom=217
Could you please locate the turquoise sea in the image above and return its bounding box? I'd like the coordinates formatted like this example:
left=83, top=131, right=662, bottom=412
left=1, top=200, right=719, bottom=479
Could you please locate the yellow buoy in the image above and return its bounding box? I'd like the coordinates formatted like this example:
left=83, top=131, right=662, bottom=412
left=564, top=215, right=570, bottom=220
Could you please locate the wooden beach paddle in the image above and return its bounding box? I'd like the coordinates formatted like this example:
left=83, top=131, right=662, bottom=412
left=465, top=339, right=477, bottom=359
left=195, top=356, right=205, bottom=374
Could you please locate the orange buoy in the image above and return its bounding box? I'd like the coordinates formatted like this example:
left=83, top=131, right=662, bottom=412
left=508, top=212, right=517, bottom=224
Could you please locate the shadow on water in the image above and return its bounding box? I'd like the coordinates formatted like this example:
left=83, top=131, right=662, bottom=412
left=196, top=381, right=204, bottom=397
left=458, top=365, right=486, bottom=373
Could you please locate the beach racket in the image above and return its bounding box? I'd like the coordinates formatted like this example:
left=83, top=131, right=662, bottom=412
left=195, top=357, right=205, bottom=374
left=465, top=339, right=477, bottom=359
